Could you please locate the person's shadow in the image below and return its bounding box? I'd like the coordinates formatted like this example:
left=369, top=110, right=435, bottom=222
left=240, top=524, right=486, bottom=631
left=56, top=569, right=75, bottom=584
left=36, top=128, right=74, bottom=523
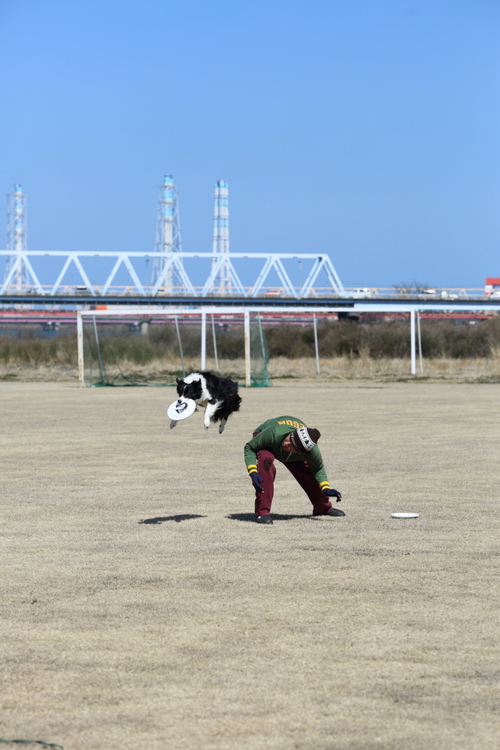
left=228, top=512, right=314, bottom=522
left=139, top=514, right=205, bottom=525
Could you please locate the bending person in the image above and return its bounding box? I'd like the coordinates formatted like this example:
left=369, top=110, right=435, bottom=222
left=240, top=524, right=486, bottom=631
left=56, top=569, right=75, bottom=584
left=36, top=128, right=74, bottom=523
left=244, top=416, right=343, bottom=524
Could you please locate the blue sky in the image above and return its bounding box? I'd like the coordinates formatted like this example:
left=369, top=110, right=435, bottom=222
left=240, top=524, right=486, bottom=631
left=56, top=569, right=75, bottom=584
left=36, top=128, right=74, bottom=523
left=0, top=0, right=498, bottom=291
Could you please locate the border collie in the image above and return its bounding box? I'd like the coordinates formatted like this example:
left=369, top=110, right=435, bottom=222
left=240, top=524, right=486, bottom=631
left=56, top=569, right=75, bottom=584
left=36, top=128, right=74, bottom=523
left=172, top=371, right=242, bottom=433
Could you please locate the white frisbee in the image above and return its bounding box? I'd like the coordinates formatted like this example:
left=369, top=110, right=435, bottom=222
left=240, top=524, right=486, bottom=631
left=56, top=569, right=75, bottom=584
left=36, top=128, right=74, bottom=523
left=391, top=512, right=419, bottom=519
left=167, top=397, right=196, bottom=421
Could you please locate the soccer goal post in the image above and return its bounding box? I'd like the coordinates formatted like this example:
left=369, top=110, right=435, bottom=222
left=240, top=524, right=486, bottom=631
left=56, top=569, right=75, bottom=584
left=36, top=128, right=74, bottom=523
left=77, top=306, right=272, bottom=388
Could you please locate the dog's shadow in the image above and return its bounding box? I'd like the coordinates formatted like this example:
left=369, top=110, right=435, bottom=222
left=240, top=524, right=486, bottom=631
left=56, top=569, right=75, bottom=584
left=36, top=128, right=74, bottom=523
left=228, top=512, right=313, bottom=523
left=139, top=514, right=206, bottom=525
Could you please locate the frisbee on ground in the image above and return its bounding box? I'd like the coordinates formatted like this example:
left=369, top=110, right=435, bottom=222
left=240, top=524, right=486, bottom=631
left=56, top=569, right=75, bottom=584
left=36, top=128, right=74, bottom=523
left=167, top=397, right=196, bottom=421
left=391, top=512, right=419, bottom=519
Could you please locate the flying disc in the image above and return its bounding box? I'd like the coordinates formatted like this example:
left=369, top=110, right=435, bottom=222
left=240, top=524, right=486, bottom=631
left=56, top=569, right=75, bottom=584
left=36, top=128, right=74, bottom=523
left=391, top=512, right=419, bottom=519
left=167, top=397, right=196, bottom=421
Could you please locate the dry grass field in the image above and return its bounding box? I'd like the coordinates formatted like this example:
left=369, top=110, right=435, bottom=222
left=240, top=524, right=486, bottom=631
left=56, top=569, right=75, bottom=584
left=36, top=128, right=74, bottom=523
left=1, top=380, right=499, bottom=750
left=2, top=350, right=500, bottom=384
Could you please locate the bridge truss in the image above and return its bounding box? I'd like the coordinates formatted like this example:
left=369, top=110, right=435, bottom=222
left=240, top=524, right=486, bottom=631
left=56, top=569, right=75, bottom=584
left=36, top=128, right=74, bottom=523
left=0, top=250, right=345, bottom=299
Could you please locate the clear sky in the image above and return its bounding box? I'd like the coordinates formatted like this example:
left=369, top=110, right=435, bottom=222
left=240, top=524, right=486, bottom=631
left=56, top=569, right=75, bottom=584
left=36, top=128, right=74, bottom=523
left=0, top=0, right=498, bottom=290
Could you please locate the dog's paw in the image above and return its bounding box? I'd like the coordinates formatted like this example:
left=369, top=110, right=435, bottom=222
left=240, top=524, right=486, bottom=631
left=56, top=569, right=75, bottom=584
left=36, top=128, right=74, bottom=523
left=218, top=419, right=227, bottom=434
left=170, top=420, right=178, bottom=429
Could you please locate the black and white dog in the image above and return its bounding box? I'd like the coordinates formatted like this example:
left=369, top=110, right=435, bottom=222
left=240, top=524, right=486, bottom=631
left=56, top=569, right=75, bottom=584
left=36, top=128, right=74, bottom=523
left=172, top=371, right=242, bottom=433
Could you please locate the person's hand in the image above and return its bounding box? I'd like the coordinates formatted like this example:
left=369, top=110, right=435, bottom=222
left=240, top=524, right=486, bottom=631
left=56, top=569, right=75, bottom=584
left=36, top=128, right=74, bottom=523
left=322, top=488, right=342, bottom=501
left=251, top=473, right=264, bottom=493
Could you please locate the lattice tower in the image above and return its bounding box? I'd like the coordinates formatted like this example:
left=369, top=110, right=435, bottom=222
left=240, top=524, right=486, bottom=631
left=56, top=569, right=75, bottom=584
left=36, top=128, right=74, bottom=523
left=152, top=175, right=183, bottom=293
left=4, top=185, right=30, bottom=291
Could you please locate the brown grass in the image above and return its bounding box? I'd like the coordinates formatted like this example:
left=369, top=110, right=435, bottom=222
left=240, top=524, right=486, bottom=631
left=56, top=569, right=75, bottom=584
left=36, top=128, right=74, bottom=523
left=1, top=352, right=500, bottom=384
left=266, top=354, right=500, bottom=382
left=1, top=381, right=499, bottom=750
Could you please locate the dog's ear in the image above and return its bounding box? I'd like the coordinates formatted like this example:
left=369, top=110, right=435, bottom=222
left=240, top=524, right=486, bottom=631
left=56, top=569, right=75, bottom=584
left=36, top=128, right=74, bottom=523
left=176, top=378, right=180, bottom=384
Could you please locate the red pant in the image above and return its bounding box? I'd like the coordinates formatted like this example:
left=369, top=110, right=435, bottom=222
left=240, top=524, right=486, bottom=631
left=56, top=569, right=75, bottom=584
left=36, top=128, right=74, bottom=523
left=254, top=448, right=333, bottom=516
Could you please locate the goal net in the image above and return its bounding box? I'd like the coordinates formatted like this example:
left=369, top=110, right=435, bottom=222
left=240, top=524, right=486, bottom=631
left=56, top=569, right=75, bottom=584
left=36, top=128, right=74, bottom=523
left=77, top=307, right=271, bottom=388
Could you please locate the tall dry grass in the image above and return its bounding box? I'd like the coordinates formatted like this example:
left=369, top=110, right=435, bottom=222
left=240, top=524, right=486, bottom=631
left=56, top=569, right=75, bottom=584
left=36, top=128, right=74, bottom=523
left=265, top=317, right=500, bottom=359
left=1, top=353, right=499, bottom=383
left=1, top=319, right=500, bottom=382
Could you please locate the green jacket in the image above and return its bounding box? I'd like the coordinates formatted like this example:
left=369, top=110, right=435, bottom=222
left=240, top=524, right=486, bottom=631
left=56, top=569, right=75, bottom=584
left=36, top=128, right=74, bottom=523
left=244, top=416, right=330, bottom=490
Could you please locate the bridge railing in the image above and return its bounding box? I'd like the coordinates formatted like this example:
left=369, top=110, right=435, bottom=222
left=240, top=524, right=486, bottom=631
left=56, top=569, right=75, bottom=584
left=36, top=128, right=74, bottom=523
left=0, top=283, right=490, bottom=300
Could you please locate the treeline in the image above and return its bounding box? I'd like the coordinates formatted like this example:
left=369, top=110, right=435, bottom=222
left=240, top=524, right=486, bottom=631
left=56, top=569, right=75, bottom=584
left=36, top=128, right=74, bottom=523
left=0, top=317, right=499, bottom=366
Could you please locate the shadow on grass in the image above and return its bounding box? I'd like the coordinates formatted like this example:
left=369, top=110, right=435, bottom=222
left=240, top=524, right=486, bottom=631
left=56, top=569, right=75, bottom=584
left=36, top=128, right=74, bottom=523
left=228, top=512, right=314, bottom=523
left=139, top=514, right=206, bottom=524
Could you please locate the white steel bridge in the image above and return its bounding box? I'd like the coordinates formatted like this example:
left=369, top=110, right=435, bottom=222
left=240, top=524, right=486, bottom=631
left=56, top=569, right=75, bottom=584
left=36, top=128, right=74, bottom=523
left=0, top=250, right=344, bottom=299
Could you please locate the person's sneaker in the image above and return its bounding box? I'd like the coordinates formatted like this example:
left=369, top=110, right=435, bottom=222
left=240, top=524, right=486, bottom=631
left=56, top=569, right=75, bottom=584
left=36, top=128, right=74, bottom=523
left=256, top=515, right=273, bottom=524
left=313, top=508, right=345, bottom=517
